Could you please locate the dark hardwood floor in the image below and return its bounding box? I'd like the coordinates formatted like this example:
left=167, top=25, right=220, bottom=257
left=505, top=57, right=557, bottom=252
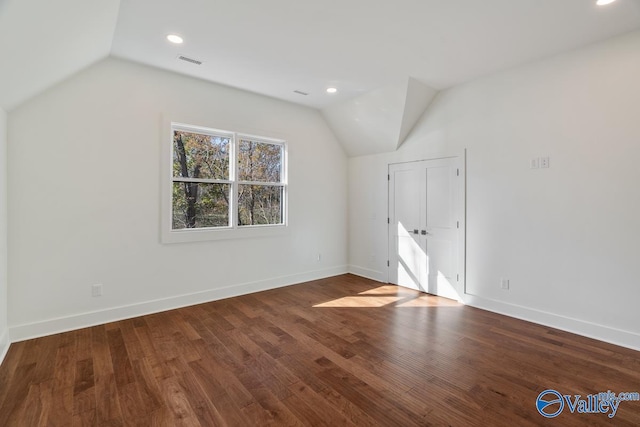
left=0, top=274, right=639, bottom=426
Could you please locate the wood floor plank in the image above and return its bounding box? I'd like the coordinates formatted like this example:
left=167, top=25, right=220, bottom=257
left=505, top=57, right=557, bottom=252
left=72, top=357, right=97, bottom=426
left=106, top=328, right=135, bottom=388
left=179, top=369, right=229, bottom=427
left=189, top=365, right=250, bottom=426
left=314, top=356, right=426, bottom=426
left=159, top=377, right=202, bottom=427
left=316, top=386, right=381, bottom=427
left=282, top=382, right=355, bottom=427
left=1, top=274, right=639, bottom=426
left=91, top=325, right=124, bottom=427
left=0, top=342, right=25, bottom=410
left=190, top=355, right=255, bottom=409
left=131, top=357, right=163, bottom=414
left=132, top=321, right=172, bottom=383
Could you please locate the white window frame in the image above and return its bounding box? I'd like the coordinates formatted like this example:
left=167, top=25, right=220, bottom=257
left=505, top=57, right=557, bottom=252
left=161, top=121, right=288, bottom=244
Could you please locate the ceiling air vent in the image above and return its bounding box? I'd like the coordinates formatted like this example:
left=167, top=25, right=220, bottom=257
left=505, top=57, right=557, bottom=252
left=293, top=90, right=309, bottom=96
left=177, top=55, right=203, bottom=65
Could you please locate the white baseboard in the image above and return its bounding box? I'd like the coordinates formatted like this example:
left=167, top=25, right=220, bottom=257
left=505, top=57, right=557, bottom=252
left=8, top=267, right=638, bottom=355
left=348, top=265, right=386, bottom=283
left=464, top=293, right=640, bottom=352
left=0, top=328, right=10, bottom=366
left=10, top=265, right=348, bottom=342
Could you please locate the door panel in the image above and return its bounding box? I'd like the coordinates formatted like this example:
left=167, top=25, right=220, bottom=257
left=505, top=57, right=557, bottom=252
left=426, top=238, right=456, bottom=297
left=426, top=166, right=453, bottom=229
left=427, top=238, right=453, bottom=279
left=391, top=167, right=424, bottom=291
left=425, top=161, right=458, bottom=298
left=389, top=157, right=464, bottom=300
left=394, top=169, right=420, bottom=232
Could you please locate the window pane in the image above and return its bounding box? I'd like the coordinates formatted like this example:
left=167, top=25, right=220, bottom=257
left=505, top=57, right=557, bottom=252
left=172, top=182, right=230, bottom=229
left=238, top=185, right=283, bottom=226
left=238, top=139, right=282, bottom=182
left=173, top=130, right=230, bottom=180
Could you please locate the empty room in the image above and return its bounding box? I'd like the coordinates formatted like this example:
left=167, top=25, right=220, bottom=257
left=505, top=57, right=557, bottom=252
left=1, top=0, right=639, bottom=425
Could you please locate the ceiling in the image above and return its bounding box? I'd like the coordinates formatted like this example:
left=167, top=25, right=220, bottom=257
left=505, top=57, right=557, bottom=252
left=0, top=0, right=121, bottom=111
left=1, top=0, right=640, bottom=111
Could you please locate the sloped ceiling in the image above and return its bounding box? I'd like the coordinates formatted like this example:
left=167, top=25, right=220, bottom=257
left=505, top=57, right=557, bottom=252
left=109, top=0, right=640, bottom=109
left=322, top=78, right=437, bottom=157
left=1, top=0, right=640, bottom=156
left=0, top=0, right=121, bottom=110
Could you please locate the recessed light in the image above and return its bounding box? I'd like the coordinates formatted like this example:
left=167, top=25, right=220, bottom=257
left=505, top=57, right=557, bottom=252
left=326, top=87, right=338, bottom=94
left=167, top=34, right=184, bottom=44
left=596, top=0, right=616, bottom=5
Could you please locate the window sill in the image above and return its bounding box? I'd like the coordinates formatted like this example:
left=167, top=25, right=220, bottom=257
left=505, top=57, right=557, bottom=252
left=161, top=224, right=288, bottom=244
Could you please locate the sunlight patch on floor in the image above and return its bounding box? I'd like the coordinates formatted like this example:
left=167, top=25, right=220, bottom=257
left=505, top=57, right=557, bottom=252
left=313, top=295, right=403, bottom=308
left=358, top=285, right=416, bottom=296
left=396, top=294, right=461, bottom=307
left=313, top=285, right=462, bottom=308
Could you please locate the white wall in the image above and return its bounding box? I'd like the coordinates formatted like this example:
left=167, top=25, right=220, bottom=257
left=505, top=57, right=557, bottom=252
left=0, top=106, right=8, bottom=362
left=349, top=30, right=640, bottom=350
left=8, top=57, right=348, bottom=339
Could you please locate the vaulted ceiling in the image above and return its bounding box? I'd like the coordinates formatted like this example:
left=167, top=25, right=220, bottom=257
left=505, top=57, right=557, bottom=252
left=2, top=0, right=640, bottom=153
left=0, top=0, right=121, bottom=111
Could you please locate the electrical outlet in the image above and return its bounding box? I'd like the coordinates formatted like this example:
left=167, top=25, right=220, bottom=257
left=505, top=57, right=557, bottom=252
left=540, top=156, right=550, bottom=168
left=92, top=284, right=103, bottom=297
left=500, top=278, right=510, bottom=290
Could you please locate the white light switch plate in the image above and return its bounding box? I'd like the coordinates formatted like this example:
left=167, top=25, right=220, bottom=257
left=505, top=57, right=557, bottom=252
left=530, top=158, right=539, bottom=169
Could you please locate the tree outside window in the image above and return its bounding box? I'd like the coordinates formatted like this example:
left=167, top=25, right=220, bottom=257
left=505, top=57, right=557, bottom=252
left=171, top=125, right=286, bottom=230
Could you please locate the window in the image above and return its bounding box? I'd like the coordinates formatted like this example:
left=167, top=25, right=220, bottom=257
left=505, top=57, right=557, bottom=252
left=236, top=137, right=285, bottom=226
left=167, top=123, right=286, bottom=240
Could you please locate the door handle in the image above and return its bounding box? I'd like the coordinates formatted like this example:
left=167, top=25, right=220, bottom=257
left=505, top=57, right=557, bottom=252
left=413, top=229, right=419, bottom=235
left=421, top=230, right=428, bottom=235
